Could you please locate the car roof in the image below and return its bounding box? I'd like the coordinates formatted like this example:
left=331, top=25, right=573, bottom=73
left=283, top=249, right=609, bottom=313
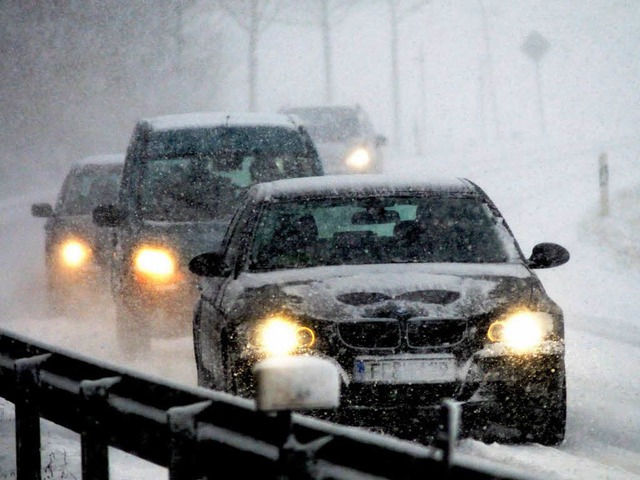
left=140, top=111, right=302, bottom=132
left=248, top=174, right=479, bottom=201
left=281, top=104, right=360, bottom=113
left=71, top=153, right=125, bottom=168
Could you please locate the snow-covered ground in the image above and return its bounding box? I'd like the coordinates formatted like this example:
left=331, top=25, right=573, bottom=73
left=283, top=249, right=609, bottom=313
left=1, top=139, right=639, bottom=479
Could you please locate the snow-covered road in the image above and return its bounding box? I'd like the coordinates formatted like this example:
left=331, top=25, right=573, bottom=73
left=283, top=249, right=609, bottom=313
left=1, top=140, right=639, bottom=479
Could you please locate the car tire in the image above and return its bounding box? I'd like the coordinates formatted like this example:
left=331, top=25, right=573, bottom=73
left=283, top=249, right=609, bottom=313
left=518, top=375, right=567, bottom=446
left=115, top=300, right=151, bottom=357
left=193, top=305, right=216, bottom=390
left=193, top=304, right=228, bottom=391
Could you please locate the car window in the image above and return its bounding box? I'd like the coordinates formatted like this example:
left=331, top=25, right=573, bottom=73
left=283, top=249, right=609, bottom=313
left=248, top=195, right=520, bottom=271
left=58, top=164, right=122, bottom=215
left=137, top=126, right=318, bottom=222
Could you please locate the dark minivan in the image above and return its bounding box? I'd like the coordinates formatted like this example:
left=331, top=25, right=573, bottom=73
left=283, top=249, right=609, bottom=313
left=93, top=111, right=323, bottom=355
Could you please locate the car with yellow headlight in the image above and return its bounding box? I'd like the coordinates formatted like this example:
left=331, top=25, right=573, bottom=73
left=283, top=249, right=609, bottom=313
left=188, top=173, right=570, bottom=446
left=31, top=154, right=124, bottom=315
left=279, top=105, right=387, bottom=174
left=92, top=111, right=323, bottom=355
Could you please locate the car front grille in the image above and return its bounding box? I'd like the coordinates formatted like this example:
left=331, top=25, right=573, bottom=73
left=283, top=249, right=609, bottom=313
left=407, top=318, right=467, bottom=347
left=336, top=318, right=467, bottom=349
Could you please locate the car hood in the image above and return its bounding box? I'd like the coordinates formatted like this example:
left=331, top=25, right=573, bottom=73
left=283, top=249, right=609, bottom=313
left=226, top=263, right=552, bottom=322
left=139, top=219, right=229, bottom=264
left=48, top=215, right=101, bottom=241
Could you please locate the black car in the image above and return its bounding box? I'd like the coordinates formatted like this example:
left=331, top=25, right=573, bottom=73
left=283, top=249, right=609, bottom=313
left=188, top=174, right=570, bottom=446
left=279, top=105, right=387, bottom=174
left=93, top=111, right=324, bottom=355
left=31, top=154, right=124, bottom=315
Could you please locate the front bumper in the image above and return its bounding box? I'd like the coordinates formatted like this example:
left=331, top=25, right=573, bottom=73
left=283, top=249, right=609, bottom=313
left=307, top=346, right=565, bottom=435
left=119, top=274, right=199, bottom=333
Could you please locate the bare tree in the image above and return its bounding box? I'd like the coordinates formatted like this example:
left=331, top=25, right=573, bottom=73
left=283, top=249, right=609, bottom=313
left=277, top=0, right=360, bottom=104
left=385, top=0, right=430, bottom=147
left=219, top=0, right=286, bottom=111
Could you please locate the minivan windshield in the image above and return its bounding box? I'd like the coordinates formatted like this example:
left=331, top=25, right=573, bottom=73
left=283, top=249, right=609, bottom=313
left=139, top=126, right=319, bottom=222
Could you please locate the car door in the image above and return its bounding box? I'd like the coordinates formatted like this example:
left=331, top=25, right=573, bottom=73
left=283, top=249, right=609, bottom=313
left=194, top=198, right=259, bottom=380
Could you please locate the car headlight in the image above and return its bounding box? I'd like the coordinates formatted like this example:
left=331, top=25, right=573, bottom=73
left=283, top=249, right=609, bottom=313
left=254, top=315, right=316, bottom=357
left=58, top=239, right=91, bottom=268
left=345, top=147, right=371, bottom=171
left=487, top=310, right=554, bottom=353
left=132, top=246, right=178, bottom=283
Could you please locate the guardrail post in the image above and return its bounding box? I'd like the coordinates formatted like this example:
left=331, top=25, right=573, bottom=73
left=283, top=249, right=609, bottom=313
left=275, top=411, right=333, bottom=480
left=79, top=376, right=122, bottom=480
left=434, top=399, right=461, bottom=476
left=13, top=353, right=52, bottom=480
left=167, top=400, right=212, bottom=480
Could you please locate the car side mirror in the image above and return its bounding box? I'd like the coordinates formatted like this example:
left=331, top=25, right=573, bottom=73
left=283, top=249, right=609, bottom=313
left=528, top=242, right=570, bottom=269
left=92, top=204, right=126, bottom=227
left=31, top=203, right=54, bottom=218
left=189, top=252, right=230, bottom=277
left=375, top=134, right=388, bottom=148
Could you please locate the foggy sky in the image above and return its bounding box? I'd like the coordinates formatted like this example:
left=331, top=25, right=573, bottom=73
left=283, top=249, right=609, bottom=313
left=1, top=0, right=639, bottom=197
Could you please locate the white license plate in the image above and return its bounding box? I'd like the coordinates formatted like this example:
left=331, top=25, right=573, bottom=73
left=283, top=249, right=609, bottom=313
left=353, top=355, right=457, bottom=384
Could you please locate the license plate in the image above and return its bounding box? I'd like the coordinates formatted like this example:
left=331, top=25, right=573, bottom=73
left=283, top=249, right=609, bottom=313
left=353, top=355, right=457, bottom=384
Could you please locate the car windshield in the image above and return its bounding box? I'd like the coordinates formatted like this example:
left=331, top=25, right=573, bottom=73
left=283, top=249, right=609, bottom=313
left=138, top=126, right=317, bottom=222
left=286, top=108, right=360, bottom=142
left=249, top=195, right=520, bottom=271
left=58, top=164, right=122, bottom=215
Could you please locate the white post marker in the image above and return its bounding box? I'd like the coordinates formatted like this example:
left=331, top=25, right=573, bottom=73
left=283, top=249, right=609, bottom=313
left=253, top=356, right=341, bottom=412
left=599, top=152, right=609, bottom=216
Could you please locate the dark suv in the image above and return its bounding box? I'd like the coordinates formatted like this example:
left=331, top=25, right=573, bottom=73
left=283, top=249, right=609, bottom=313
left=31, top=154, right=124, bottom=316
left=93, top=111, right=323, bottom=354
left=280, top=105, right=387, bottom=174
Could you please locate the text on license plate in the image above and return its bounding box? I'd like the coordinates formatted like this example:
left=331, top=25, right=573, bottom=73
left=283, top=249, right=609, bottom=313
left=353, top=355, right=457, bottom=384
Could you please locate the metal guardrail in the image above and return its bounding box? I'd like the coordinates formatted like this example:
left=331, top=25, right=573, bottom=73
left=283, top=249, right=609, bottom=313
left=0, top=328, right=539, bottom=480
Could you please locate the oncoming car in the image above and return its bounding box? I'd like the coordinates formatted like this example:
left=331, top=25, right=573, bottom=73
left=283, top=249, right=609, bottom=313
left=31, top=154, right=124, bottom=315
left=279, top=105, right=387, bottom=174
left=93, top=111, right=323, bottom=355
left=188, top=174, right=570, bottom=446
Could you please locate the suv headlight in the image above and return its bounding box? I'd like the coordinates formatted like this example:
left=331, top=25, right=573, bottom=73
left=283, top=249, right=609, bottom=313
left=487, top=310, right=555, bottom=353
left=253, top=315, right=316, bottom=357
left=345, top=147, right=371, bottom=171
left=132, top=245, right=178, bottom=283
left=58, top=239, right=91, bottom=268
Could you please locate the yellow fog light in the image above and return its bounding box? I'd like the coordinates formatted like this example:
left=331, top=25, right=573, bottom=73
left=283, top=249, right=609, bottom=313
left=133, top=246, right=177, bottom=283
left=345, top=147, right=371, bottom=171
left=59, top=239, right=91, bottom=268
left=256, top=316, right=316, bottom=357
left=487, top=311, right=553, bottom=353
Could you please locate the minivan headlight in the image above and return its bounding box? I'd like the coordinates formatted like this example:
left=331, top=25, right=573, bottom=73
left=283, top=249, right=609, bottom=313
left=132, top=246, right=177, bottom=283
left=487, top=311, right=554, bottom=353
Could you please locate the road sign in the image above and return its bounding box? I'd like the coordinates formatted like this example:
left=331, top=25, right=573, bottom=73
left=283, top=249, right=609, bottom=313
left=521, top=30, right=550, bottom=62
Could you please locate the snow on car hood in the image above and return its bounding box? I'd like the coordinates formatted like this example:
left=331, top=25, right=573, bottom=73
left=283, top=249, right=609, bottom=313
left=229, top=263, right=538, bottom=321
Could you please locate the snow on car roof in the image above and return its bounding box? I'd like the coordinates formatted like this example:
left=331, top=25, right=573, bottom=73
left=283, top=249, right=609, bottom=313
left=142, top=111, right=301, bottom=132
left=249, top=174, right=476, bottom=201
left=72, top=153, right=125, bottom=167
left=280, top=104, right=360, bottom=113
